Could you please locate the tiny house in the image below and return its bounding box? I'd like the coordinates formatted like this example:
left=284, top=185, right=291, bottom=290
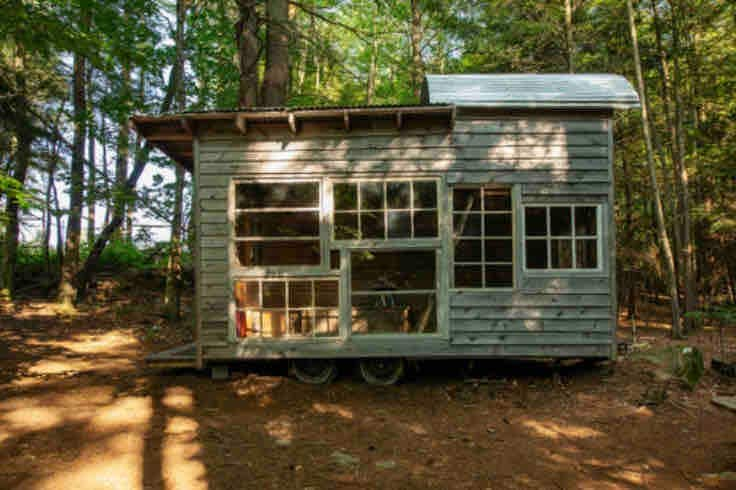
left=134, top=74, right=640, bottom=384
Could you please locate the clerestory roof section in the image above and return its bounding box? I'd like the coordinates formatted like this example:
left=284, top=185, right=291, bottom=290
left=423, top=74, right=640, bottom=109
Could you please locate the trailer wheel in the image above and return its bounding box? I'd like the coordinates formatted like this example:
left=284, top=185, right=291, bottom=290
left=290, top=359, right=338, bottom=384
left=359, top=358, right=405, bottom=385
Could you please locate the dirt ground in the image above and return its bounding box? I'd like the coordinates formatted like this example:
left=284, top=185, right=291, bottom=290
left=1, top=282, right=735, bottom=489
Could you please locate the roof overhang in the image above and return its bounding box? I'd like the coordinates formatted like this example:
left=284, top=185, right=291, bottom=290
left=130, top=105, right=455, bottom=172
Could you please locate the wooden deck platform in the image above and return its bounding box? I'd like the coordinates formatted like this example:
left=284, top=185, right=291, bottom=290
left=145, top=343, right=198, bottom=369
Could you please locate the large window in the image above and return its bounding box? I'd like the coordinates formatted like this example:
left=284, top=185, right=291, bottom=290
left=233, top=182, right=321, bottom=267
left=350, top=250, right=437, bottom=334
left=452, top=185, right=513, bottom=288
left=524, top=205, right=600, bottom=270
left=234, top=278, right=339, bottom=338
left=333, top=180, right=438, bottom=240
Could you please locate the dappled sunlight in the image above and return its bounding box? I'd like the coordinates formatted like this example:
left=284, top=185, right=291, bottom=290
left=163, top=415, right=207, bottom=490
left=90, top=396, right=152, bottom=432
left=521, top=418, right=603, bottom=440
left=264, top=416, right=293, bottom=444
left=3, top=405, right=64, bottom=433
left=232, top=374, right=283, bottom=407
left=25, top=330, right=139, bottom=355
left=312, top=402, right=354, bottom=420
left=163, top=386, right=194, bottom=412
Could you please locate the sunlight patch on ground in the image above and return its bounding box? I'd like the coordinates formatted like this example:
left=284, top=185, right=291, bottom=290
left=265, top=416, right=293, bottom=444
left=4, top=405, right=63, bottom=433
left=90, top=396, right=152, bottom=431
left=163, top=415, right=207, bottom=489
left=312, top=402, right=354, bottom=420
left=163, top=387, right=194, bottom=412
left=521, top=418, right=603, bottom=440
left=25, top=331, right=139, bottom=355
left=233, top=375, right=283, bottom=407
left=26, top=356, right=135, bottom=376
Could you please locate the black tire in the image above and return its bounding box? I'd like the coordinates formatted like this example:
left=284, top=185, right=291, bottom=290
left=359, top=358, right=405, bottom=385
left=291, top=359, right=338, bottom=384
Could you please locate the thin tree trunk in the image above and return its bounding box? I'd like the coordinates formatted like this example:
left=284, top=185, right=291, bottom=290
left=58, top=17, right=88, bottom=307
left=165, top=0, right=187, bottom=319
left=626, top=0, right=681, bottom=338
left=114, top=66, right=130, bottom=242
left=236, top=0, right=260, bottom=107
left=86, top=66, right=96, bottom=244
left=564, top=0, right=575, bottom=73
left=261, top=0, right=289, bottom=106
left=410, top=0, right=424, bottom=101
left=101, top=114, right=111, bottom=226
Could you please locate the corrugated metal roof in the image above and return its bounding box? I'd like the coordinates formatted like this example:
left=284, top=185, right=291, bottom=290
left=178, top=103, right=448, bottom=115
left=423, top=74, right=640, bottom=109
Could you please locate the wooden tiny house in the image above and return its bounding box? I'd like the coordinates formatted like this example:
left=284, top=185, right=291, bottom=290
left=134, top=74, right=640, bottom=383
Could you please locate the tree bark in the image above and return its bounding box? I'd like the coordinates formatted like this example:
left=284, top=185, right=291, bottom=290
left=86, top=66, right=96, bottom=244
left=564, top=0, right=575, bottom=73
left=164, top=0, right=187, bottom=319
left=114, top=66, right=131, bottom=241
left=261, top=0, right=289, bottom=106
left=236, top=0, right=260, bottom=107
left=626, top=0, right=682, bottom=338
left=58, top=16, right=88, bottom=307
left=1, top=44, right=32, bottom=299
left=410, top=0, right=424, bottom=101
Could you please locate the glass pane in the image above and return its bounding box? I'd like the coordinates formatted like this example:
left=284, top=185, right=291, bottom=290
left=314, top=311, right=339, bottom=337
left=454, top=265, right=482, bottom=288
left=234, top=281, right=259, bottom=308
left=525, top=207, right=547, bottom=236
left=550, top=239, right=573, bottom=268
left=453, top=188, right=481, bottom=211
left=351, top=250, right=436, bottom=291
left=387, top=181, right=411, bottom=209
left=235, top=211, right=319, bottom=237
left=414, top=211, right=438, bottom=237
left=289, top=311, right=313, bottom=336
left=526, top=240, right=547, bottom=269
left=454, top=239, right=481, bottom=262
left=315, top=280, right=339, bottom=307
left=334, top=212, right=359, bottom=239
left=360, top=182, right=384, bottom=209
left=330, top=250, right=341, bottom=270
left=351, top=293, right=437, bottom=334
left=261, top=310, right=286, bottom=337
left=483, top=187, right=511, bottom=211
left=288, top=281, right=312, bottom=307
left=576, top=239, right=598, bottom=268
left=361, top=211, right=385, bottom=239
left=484, top=213, right=512, bottom=236
left=334, top=183, right=357, bottom=210
left=575, top=207, right=597, bottom=236
left=262, top=281, right=286, bottom=308
left=485, top=239, right=513, bottom=262
left=236, top=310, right=260, bottom=338
left=387, top=211, right=411, bottom=238
left=485, top=265, right=513, bottom=288
left=413, top=181, right=437, bottom=208
left=236, top=182, right=318, bottom=208
left=550, top=207, right=572, bottom=236
left=236, top=241, right=321, bottom=266
left=453, top=213, right=481, bottom=237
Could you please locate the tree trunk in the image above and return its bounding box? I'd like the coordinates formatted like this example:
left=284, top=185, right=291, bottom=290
left=1, top=45, right=32, bottom=300
left=86, top=66, right=96, bottom=244
left=165, top=0, right=187, bottom=319
left=410, top=0, right=424, bottom=101
left=58, top=23, right=88, bottom=307
left=261, top=0, right=289, bottom=106
left=101, top=114, right=111, bottom=227
left=76, top=66, right=178, bottom=300
left=564, top=0, right=575, bottom=73
left=236, top=0, right=260, bottom=107
left=366, top=21, right=377, bottom=104
left=114, top=66, right=131, bottom=241
left=626, top=0, right=682, bottom=338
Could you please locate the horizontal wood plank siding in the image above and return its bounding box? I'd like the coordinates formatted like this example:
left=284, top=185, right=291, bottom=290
left=196, top=115, right=614, bottom=355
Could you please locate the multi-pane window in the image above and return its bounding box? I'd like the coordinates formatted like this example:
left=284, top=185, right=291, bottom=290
left=233, top=182, right=321, bottom=267
left=524, top=205, right=600, bottom=270
left=333, top=180, right=438, bottom=240
left=350, top=250, right=437, bottom=334
left=452, top=186, right=513, bottom=288
left=234, top=278, right=339, bottom=338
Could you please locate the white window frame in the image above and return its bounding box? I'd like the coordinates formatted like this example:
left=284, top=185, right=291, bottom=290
left=522, top=203, right=604, bottom=274
left=450, top=184, right=515, bottom=291
left=229, top=177, right=329, bottom=275
left=330, top=177, right=441, bottom=246
left=233, top=277, right=340, bottom=340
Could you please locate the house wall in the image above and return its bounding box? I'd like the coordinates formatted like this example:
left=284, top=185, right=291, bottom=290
left=195, top=112, right=616, bottom=360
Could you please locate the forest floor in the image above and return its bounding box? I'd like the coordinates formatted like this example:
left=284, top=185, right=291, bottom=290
left=1, top=278, right=735, bottom=489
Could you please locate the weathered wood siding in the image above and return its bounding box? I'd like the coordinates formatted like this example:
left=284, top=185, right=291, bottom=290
left=196, top=114, right=615, bottom=358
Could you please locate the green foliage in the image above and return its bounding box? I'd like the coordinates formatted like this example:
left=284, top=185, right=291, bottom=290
left=90, top=239, right=149, bottom=270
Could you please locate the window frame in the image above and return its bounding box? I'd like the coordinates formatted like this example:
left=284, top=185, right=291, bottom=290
left=521, top=203, right=604, bottom=274
left=233, top=277, right=341, bottom=340
left=329, top=177, right=441, bottom=246
left=229, top=177, right=329, bottom=275
left=450, top=184, right=516, bottom=291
